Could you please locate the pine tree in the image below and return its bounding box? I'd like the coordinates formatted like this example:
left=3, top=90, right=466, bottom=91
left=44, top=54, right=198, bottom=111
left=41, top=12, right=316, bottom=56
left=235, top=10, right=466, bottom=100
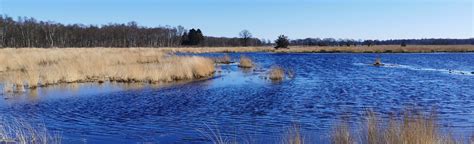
left=181, top=32, right=189, bottom=45
left=275, top=35, right=289, bottom=49
left=196, top=29, right=204, bottom=45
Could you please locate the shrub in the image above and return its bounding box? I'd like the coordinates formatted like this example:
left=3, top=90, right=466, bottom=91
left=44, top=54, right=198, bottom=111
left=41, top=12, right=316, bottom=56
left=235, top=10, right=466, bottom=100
left=275, top=35, right=290, bottom=49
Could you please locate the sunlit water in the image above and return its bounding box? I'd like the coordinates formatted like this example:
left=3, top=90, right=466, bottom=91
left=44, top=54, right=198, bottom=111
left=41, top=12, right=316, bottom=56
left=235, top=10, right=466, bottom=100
left=1, top=53, right=473, bottom=143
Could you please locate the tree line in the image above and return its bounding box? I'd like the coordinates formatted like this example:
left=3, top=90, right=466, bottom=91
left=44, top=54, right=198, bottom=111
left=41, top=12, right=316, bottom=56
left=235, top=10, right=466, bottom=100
left=291, top=38, right=474, bottom=46
left=0, top=15, right=264, bottom=48
left=1, top=15, right=472, bottom=48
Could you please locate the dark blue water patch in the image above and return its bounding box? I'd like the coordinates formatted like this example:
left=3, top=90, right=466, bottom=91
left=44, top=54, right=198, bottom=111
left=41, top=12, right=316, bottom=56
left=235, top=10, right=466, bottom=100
left=1, top=53, right=473, bottom=143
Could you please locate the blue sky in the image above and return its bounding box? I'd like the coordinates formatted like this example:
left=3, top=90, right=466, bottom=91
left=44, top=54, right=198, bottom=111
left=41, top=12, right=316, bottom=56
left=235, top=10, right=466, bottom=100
left=1, top=0, right=472, bottom=40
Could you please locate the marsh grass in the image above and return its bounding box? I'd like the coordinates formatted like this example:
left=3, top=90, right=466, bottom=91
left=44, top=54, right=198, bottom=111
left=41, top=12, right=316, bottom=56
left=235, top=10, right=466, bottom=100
left=238, top=56, right=254, bottom=68
left=161, top=47, right=273, bottom=53
left=0, top=48, right=215, bottom=92
left=197, top=123, right=244, bottom=144
left=157, top=45, right=474, bottom=53
left=331, top=110, right=465, bottom=144
left=195, top=109, right=471, bottom=144
left=268, top=66, right=285, bottom=81
left=214, top=54, right=232, bottom=64
left=273, top=45, right=474, bottom=53
left=0, top=117, right=61, bottom=144
left=282, top=124, right=304, bottom=144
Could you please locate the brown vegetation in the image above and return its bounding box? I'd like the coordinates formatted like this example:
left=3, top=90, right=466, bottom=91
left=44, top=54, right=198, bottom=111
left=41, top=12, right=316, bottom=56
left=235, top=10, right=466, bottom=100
left=269, top=66, right=285, bottom=81
left=275, top=45, right=474, bottom=53
left=331, top=110, right=465, bottom=144
left=238, top=56, right=254, bottom=68
left=282, top=124, right=304, bottom=144
left=0, top=48, right=215, bottom=92
left=158, top=45, right=474, bottom=53
left=161, top=47, right=273, bottom=53
left=214, top=54, right=232, bottom=64
left=0, top=117, right=62, bottom=144
left=197, top=109, right=472, bottom=144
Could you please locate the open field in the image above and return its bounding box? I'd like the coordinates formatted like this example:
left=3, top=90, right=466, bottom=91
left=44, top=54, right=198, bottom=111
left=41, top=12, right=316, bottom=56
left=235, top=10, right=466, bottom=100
left=0, top=48, right=215, bottom=92
left=159, top=45, right=474, bottom=53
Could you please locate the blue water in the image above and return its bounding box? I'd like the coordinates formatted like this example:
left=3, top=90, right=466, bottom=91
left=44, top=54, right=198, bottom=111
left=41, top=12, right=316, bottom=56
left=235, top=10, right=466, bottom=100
left=1, top=53, right=473, bottom=143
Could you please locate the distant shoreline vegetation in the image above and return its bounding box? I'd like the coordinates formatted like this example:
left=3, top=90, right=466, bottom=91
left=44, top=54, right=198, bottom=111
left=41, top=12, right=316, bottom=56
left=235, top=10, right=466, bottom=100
left=0, top=15, right=472, bottom=48
left=156, top=45, right=474, bottom=53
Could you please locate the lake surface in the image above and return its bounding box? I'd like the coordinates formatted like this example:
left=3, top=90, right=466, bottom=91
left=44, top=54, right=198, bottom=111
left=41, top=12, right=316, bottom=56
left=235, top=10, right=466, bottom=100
left=1, top=53, right=473, bottom=143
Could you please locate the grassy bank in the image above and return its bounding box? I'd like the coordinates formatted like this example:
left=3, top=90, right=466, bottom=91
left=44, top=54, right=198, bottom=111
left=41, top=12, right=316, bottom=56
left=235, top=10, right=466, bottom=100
left=0, top=48, right=215, bottom=92
left=160, top=45, right=474, bottom=53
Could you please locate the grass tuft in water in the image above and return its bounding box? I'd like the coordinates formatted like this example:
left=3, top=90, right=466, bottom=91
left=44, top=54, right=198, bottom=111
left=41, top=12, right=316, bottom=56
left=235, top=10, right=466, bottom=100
left=214, top=54, right=232, bottom=64
left=282, top=124, right=304, bottom=144
left=268, top=66, right=285, bottom=81
left=238, top=56, right=254, bottom=68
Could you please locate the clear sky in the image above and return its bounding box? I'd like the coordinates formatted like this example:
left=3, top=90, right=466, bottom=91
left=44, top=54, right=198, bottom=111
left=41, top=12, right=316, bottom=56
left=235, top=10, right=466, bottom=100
left=1, top=0, right=472, bottom=40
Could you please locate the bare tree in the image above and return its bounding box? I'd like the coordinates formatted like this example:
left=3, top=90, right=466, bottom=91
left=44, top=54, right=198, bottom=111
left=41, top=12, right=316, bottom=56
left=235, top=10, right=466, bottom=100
left=239, top=30, right=252, bottom=46
left=0, top=16, right=264, bottom=48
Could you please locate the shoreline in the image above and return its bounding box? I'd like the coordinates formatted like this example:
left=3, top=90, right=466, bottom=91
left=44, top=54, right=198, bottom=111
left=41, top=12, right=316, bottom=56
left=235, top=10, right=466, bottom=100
left=160, top=45, right=474, bottom=53
left=2, top=45, right=474, bottom=54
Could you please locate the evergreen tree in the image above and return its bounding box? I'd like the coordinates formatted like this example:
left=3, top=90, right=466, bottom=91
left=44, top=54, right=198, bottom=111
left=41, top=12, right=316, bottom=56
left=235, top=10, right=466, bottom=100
left=196, top=29, right=204, bottom=45
left=188, top=29, right=197, bottom=45
left=181, top=32, right=189, bottom=45
left=275, top=35, right=289, bottom=49
left=401, top=41, right=407, bottom=47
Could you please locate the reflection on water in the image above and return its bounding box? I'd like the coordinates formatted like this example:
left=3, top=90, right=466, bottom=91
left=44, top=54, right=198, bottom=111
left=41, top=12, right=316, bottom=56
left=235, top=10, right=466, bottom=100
left=1, top=53, right=474, bottom=143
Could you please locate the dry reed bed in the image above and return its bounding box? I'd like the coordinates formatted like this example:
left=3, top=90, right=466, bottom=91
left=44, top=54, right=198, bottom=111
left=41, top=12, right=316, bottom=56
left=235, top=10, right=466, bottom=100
left=0, top=48, right=215, bottom=92
left=0, top=117, right=62, bottom=144
left=331, top=110, right=470, bottom=144
left=160, top=47, right=273, bottom=53
left=156, top=45, right=474, bottom=53
left=276, top=45, right=474, bottom=53
left=199, top=110, right=472, bottom=144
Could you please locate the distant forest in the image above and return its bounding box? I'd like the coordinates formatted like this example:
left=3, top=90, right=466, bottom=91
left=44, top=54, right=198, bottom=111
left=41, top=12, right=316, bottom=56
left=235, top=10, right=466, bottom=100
left=0, top=16, right=264, bottom=48
left=291, top=38, right=474, bottom=46
left=0, top=15, right=472, bottom=48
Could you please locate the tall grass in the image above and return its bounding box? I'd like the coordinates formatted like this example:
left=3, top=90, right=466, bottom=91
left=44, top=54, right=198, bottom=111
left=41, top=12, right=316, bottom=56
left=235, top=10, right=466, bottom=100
left=268, top=66, right=285, bottom=81
left=161, top=47, right=273, bottom=53
left=0, top=48, right=215, bottom=92
left=156, top=45, right=474, bottom=53
left=274, top=45, right=474, bottom=53
left=195, top=109, right=471, bottom=144
left=214, top=54, right=232, bottom=64
left=331, top=110, right=465, bottom=144
left=238, top=56, right=254, bottom=68
left=282, top=124, right=304, bottom=144
left=0, top=117, right=61, bottom=144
